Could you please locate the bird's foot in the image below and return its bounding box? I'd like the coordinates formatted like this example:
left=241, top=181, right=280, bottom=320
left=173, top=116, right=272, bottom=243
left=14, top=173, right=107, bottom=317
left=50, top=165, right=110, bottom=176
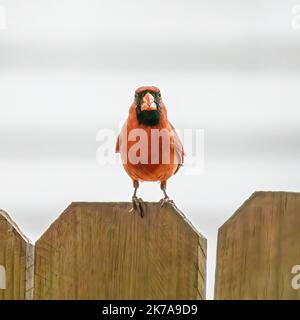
left=130, top=196, right=144, bottom=218
left=159, top=196, right=175, bottom=208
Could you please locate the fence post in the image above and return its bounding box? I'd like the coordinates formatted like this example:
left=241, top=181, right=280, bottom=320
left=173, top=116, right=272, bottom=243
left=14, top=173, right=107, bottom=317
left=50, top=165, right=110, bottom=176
left=34, top=202, right=207, bottom=299
left=215, top=191, right=300, bottom=299
left=0, top=209, right=34, bottom=300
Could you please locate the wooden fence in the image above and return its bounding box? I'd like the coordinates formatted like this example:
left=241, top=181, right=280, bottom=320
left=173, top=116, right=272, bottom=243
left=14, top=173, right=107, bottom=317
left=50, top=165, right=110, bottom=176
left=215, top=191, right=300, bottom=299
left=0, top=210, right=34, bottom=300
left=1, top=191, right=300, bottom=300
left=0, top=203, right=206, bottom=300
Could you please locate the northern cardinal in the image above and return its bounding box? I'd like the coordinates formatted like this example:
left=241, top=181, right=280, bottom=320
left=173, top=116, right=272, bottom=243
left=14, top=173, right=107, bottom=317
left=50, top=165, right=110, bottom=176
left=116, top=86, right=184, bottom=217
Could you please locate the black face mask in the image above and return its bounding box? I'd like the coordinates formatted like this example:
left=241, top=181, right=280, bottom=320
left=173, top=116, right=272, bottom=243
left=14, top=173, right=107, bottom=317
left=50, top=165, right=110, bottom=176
left=135, top=91, right=161, bottom=126
left=136, top=108, right=161, bottom=126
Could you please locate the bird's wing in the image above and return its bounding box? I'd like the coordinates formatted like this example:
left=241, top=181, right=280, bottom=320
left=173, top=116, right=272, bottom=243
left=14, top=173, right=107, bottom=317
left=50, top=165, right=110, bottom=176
left=115, top=134, right=120, bottom=153
left=169, top=122, right=185, bottom=174
left=116, top=121, right=127, bottom=153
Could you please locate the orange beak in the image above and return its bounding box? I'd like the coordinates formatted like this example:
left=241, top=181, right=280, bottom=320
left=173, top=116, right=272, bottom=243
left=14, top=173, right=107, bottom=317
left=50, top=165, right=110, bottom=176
left=140, top=93, right=157, bottom=111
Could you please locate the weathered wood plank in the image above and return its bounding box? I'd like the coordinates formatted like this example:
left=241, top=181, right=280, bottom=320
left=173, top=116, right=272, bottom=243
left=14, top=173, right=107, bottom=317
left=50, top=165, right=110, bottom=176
left=0, top=209, right=33, bottom=300
left=34, top=202, right=206, bottom=300
left=215, top=191, right=300, bottom=300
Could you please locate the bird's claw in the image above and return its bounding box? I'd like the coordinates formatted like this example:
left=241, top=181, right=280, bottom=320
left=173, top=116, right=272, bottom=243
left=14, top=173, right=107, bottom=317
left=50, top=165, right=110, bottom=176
left=130, top=196, right=144, bottom=218
left=159, top=196, right=175, bottom=208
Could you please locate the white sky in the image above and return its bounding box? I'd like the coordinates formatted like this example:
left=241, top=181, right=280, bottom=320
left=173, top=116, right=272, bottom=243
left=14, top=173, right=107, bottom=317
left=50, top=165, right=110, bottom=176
left=0, top=0, right=300, bottom=299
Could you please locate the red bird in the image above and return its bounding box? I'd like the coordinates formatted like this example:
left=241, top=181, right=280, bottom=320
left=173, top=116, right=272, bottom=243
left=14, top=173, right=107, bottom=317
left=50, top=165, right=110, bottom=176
left=116, top=86, right=184, bottom=217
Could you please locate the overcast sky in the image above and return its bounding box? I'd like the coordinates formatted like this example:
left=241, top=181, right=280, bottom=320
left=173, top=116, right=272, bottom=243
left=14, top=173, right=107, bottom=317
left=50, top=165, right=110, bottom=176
left=0, top=0, right=300, bottom=299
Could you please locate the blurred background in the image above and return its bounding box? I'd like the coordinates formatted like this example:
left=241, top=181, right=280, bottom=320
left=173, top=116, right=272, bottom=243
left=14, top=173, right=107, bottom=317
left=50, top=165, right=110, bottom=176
left=0, top=0, right=300, bottom=299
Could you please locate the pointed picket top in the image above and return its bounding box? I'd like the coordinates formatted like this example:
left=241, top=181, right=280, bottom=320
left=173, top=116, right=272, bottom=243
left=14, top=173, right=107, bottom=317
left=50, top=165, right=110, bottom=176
left=34, top=202, right=207, bottom=300
left=215, top=191, right=300, bottom=300
left=0, top=209, right=32, bottom=244
left=0, top=209, right=34, bottom=300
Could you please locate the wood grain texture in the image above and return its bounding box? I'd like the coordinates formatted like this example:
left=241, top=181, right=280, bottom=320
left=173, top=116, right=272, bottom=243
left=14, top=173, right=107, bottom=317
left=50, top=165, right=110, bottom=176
left=34, top=202, right=206, bottom=300
left=215, top=191, right=300, bottom=300
left=0, top=209, right=33, bottom=300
